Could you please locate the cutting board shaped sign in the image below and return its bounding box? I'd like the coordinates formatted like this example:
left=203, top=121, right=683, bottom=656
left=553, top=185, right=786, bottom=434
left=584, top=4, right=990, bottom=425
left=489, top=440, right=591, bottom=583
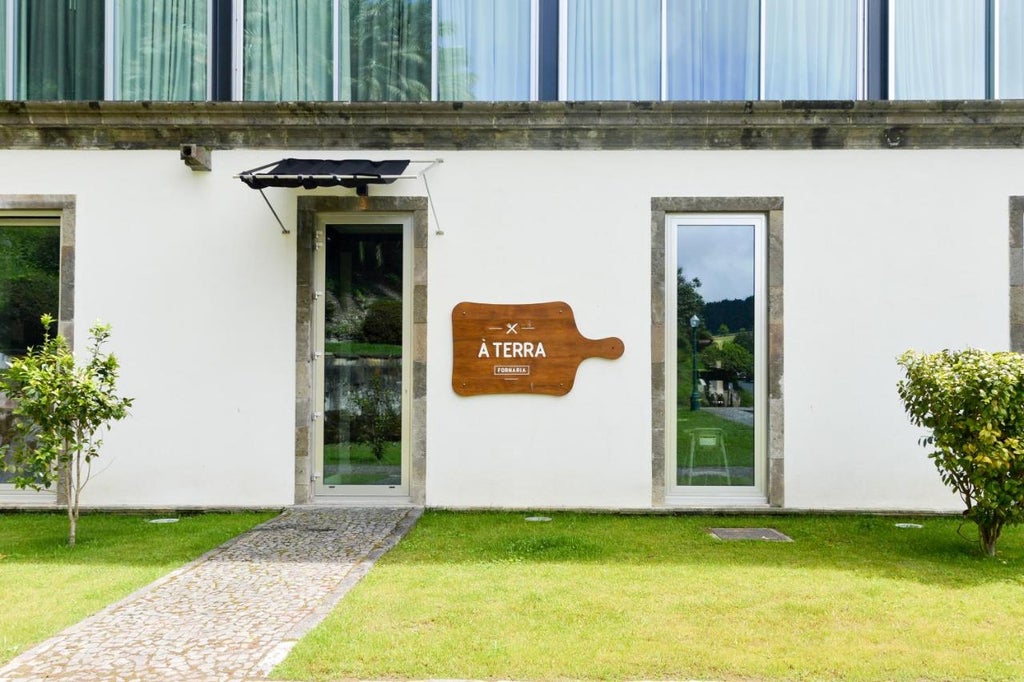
left=452, top=301, right=624, bottom=396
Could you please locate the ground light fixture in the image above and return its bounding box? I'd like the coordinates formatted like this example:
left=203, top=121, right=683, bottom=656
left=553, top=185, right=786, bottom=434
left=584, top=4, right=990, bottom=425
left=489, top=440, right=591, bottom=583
left=690, top=314, right=701, bottom=411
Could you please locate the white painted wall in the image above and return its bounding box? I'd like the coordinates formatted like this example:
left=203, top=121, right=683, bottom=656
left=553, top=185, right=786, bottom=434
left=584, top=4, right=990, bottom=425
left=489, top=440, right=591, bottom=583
left=0, top=147, right=1017, bottom=511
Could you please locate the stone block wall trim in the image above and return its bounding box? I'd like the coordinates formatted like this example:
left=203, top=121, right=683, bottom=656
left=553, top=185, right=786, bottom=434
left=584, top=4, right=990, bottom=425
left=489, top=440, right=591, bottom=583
left=1011, top=197, right=1024, bottom=353
left=651, top=197, right=784, bottom=507
left=0, top=195, right=75, bottom=505
left=295, top=196, right=427, bottom=505
left=1, top=100, right=1024, bottom=151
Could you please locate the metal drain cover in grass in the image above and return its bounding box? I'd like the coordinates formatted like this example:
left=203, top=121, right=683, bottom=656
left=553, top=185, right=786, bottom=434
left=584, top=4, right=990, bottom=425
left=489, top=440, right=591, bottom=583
left=709, top=527, right=792, bottom=542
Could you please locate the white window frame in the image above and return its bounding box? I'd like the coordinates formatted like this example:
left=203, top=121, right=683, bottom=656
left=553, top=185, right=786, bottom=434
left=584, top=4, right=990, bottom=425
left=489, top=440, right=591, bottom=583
left=312, top=213, right=413, bottom=499
left=664, top=213, right=767, bottom=506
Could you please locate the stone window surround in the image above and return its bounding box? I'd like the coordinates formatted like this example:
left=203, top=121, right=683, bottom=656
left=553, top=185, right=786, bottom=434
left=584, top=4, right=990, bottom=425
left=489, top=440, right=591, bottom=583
left=295, top=196, right=428, bottom=505
left=1011, top=198, right=1024, bottom=353
left=651, top=197, right=784, bottom=507
left=0, top=194, right=75, bottom=504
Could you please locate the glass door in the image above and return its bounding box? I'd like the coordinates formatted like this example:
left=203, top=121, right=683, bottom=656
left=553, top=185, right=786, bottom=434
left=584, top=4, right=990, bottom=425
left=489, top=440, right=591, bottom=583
left=314, top=216, right=411, bottom=496
left=667, top=214, right=766, bottom=503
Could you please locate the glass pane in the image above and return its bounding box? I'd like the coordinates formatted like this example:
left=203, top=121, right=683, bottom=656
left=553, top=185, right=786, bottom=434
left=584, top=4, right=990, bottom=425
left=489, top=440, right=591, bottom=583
left=1, top=6, right=6, bottom=99
left=676, top=225, right=755, bottom=487
left=438, top=0, right=531, bottom=100
left=17, top=0, right=104, bottom=100
left=566, top=0, right=660, bottom=100
left=322, top=225, right=404, bottom=487
left=115, top=0, right=208, bottom=101
left=341, top=0, right=431, bottom=102
left=1000, top=0, right=1024, bottom=98
left=243, top=0, right=333, bottom=101
left=765, top=0, right=858, bottom=99
left=0, top=223, right=60, bottom=485
left=892, top=0, right=986, bottom=99
left=666, top=0, right=758, bottom=100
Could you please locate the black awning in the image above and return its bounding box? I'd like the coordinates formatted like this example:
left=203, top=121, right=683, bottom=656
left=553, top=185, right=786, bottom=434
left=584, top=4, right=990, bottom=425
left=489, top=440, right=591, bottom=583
left=238, top=158, right=411, bottom=190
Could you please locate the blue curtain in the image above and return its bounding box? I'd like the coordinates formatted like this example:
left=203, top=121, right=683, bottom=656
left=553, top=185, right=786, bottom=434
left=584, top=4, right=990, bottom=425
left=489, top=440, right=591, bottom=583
left=666, top=0, right=758, bottom=100
left=243, top=0, right=333, bottom=101
left=893, top=0, right=986, bottom=99
left=765, top=0, right=858, bottom=99
left=1000, top=0, right=1024, bottom=98
left=566, top=0, right=660, bottom=100
left=438, top=0, right=531, bottom=100
left=116, top=0, right=208, bottom=100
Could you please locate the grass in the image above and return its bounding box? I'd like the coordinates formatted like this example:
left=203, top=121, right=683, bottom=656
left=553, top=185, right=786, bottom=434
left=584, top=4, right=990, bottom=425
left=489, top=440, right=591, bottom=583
left=274, top=511, right=1024, bottom=682
left=0, top=511, right=275, bottom=664
left=325, top=341, right=402, bottom=358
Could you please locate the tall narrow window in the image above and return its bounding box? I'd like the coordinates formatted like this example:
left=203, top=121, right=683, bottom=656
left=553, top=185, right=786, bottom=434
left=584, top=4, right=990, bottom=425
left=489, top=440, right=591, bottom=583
left=437, top=0, right=531, bottom=100
left=243, top=0, right=333, bottom=101
left=341, top=0, right=431, bottom=101
left=667, top=214, right=766, bottom=502
left=17, top=0, right=104, bottom=100
left=999, top=0, right=1024, bottom=98
left=0, top=213, right=61, bottom=486
left=666, top=0, right=758, bottom=100
left=564, top=0, right=660, bottom=100
left=891, top=0, right=986, bottom=99
left=765, top=0, right=859, bottom=99
left=1, top=5, right=6, bottom=99
left=114, top=0, right=209, bottom=100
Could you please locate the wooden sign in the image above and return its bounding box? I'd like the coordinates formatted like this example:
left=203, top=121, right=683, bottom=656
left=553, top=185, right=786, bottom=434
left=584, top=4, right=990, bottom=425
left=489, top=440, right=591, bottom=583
left=452, top=301, right=624, bottom=396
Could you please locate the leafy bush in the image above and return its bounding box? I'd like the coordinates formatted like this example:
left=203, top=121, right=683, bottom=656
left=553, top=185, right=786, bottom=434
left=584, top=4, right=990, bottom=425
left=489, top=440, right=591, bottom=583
left=897, top=349, right=1024, bottom=556
left=360, top=299, right=402, bottom=345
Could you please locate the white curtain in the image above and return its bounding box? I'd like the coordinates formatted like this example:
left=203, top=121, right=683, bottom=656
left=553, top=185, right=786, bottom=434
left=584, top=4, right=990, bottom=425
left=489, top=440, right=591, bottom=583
left=244, top=0, right=333, bottom=101
left=438, top=0, right=531, bottom=100
left=1000, top=0, right=1024, bottom=98
left=566, top=0, right=660, bottom=100
left=666, top=0, right=758, bottom=100
left=116, top=0, right=208, bottom=100
left=765, top=0, right=857, bottom=99
left=893, top=0, right=985, bottom=99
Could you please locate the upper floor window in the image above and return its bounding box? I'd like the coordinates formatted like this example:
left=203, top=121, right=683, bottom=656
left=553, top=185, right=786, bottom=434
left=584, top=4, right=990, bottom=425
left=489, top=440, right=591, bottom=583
left=115, top=0, right=209, bottom=100
left=891, top=0, right=986, bottom=99
left=2, top=0, right=1023, bottom=102
left=999, top=0, right=1024, bottom=97
left=666, top=0, right=758, bottom=100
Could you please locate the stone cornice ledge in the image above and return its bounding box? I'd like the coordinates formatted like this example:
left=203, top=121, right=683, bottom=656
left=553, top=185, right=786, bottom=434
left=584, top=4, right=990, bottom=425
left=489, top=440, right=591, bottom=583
left=1, top=99, right=1023, bottom=151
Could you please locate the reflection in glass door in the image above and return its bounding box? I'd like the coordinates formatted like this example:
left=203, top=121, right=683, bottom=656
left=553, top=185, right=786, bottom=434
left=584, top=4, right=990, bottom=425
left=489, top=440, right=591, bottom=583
left=668, top=214, right=765, bottom=500
left=315, top=218, right=410, bottom=496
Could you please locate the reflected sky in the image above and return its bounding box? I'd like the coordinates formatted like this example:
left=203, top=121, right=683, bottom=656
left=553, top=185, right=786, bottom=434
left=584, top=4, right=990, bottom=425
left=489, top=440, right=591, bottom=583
left=677, top=225, right=754, bottom=302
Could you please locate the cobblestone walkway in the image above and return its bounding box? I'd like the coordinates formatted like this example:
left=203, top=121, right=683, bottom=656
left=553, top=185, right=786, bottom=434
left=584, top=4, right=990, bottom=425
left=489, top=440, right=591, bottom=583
left=0, top=507, right=421, bottom=682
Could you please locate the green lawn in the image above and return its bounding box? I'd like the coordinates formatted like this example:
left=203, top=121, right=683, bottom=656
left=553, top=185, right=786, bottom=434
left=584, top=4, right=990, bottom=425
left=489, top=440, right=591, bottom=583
left=0, top=511, right=275, bottom=664
left=325, top=341, right=402, bottom=358
left=274, top=511, right=1024, bottom=682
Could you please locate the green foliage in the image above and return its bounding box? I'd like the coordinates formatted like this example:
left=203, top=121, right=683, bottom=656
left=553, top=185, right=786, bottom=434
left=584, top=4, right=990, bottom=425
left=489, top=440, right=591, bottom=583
left=701, top=341, right=754, bottom=379
left=897, top=348, right=1024, bottom=556
left=0, top=315, right=133, bottom=547
left=352, top=373, right=401, bottom=461
left=360, top=299, right=403, bottom=345
left=733, top=329, right=755, bottom=354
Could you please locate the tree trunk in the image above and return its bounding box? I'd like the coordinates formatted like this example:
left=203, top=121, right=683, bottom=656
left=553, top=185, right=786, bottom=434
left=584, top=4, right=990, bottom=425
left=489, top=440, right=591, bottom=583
left=980, top=523, right=1001, bottom=557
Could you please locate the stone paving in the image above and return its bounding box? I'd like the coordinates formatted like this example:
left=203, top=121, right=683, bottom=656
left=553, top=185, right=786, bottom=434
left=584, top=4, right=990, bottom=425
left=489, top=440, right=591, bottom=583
left=0, top=506, right=421, bottom=682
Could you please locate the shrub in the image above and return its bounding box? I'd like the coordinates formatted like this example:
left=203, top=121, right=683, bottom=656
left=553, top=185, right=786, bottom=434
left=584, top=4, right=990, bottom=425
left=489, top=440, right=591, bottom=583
left=360, top=299, right=403, bottom=345
left=897, top=348, right=1024, bottom=556
left=0, top=315, right=133, bottom=547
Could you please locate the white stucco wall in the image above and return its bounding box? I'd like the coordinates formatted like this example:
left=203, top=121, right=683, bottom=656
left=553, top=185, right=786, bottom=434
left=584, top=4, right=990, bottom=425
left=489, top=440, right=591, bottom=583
left=0, top=146, right=1017, bottom=511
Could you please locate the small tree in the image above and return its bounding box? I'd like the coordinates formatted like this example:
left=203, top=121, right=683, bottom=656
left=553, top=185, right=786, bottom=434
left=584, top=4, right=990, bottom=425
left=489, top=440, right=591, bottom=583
left=0, top=315, right=133, bottom=547
left=897, top=349, right=1024, bottom=556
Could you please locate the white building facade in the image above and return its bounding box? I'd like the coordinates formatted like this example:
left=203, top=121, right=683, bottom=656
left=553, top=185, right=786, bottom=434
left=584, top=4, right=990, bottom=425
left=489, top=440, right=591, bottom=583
left=1, top=0, right=1022, bottom=512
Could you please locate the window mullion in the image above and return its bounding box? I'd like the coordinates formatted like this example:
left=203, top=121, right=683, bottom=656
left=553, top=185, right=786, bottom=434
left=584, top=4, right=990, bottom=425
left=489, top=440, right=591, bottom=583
left=104, top=0, right=114, bottom=99
left=758, top=0, right=766, bottom=100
